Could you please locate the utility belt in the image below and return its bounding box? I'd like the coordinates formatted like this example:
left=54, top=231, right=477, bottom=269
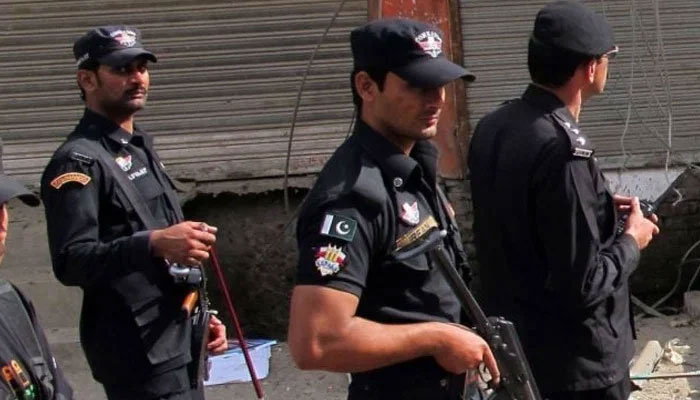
left=348, top=359, right=467, bottom=400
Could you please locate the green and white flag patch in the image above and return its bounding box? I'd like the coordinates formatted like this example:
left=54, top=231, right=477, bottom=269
left=320, top=214, right=357, bottom=242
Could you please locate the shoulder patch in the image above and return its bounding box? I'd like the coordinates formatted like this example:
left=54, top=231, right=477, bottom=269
left=70, top=151, right=95, bottom=166
left=315, top=244, right=347, bottom=276
left=320, top=214, right=357, bottom=242
left=50, top=172, right=91, bottom=189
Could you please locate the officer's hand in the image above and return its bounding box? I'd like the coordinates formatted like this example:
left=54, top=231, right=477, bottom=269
left=613, top=194, right=633, bottom=212
left=207, top=315, right=228, bottom=355
left=433, top=323, right=500, bottom=386
left=150, top=221, right=218, bottom=265
left=625, top=197, right=660, bottom=250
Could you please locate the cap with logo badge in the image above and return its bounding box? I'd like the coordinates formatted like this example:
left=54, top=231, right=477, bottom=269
left=351, top=18, right=475, bottom=88
left=73, top=25, right=157, bottom=69
left=532, top=0, right=617, bottom=57
left=0, top=140, right=39, bottom=207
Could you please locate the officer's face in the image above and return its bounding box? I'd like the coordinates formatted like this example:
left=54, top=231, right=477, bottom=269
left=584, top=56, right=609, bottom=99
left=373, top=72, right=445, bottom=144
left=88, top=57, right=150, bottom=116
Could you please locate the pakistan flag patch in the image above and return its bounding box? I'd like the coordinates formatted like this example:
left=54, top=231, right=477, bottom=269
left=319, top=213, right=357, bottom=242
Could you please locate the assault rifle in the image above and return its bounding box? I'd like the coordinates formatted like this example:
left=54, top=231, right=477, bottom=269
left=393, top=227, right=541, bottom=400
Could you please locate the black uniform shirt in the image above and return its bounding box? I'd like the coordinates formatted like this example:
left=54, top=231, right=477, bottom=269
left=296, top=119, right=462, bottom=382
left=109, top=127, right=179, bottom=229
left=468, top=84, right=640, bottom=392
left=42, top=109, right=179, bottom=287
left=40, top=109, right=189, bottom=386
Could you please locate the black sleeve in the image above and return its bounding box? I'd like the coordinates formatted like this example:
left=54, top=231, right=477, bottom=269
left=13, top=286, right=74, bottom=399
left=41, top=153, right=153, bottom=289
left=533, top=138, right=640, bottom=311
left=296, top=196, right=379, bottom=298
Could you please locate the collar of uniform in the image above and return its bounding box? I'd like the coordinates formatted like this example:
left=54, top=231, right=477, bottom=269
left=80, top=108, right=152, bottom=149
left=354, top=119, right=439, bottom=188
left=522, top=84, right=578, bottom=127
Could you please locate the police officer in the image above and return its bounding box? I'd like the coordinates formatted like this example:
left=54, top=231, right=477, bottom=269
left=0, top=140, right=73, bottom=399
left=287, top=18, right=499, bottom=400
left=40, top=26, right=227, bottom=400
left=468, top=2, right=660, bottom=399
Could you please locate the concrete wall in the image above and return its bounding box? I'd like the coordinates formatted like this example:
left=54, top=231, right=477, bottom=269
left=625, top=168, right=700, bottom=301
left=183, top=189, right=307, bottom=339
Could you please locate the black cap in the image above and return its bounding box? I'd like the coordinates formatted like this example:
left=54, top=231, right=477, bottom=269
left=0, top=141, right=39, bottom=207
left=351, top=18, right=475, bottom=88
left=533, top=1, right=616, bottom=57
left=73, top=25, right=157, bottom=68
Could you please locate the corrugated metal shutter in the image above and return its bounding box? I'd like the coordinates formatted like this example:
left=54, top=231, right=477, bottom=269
left=459, top=0, right=700, bottom=168
left=0, top=0, right=367, bottom=187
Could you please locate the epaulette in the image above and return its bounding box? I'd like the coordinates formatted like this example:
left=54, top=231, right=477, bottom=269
left=69, top=151, right=95, bottom=166
left=551, top=111, right=594, bottom=159
left=309, top=154, right=386, bottom=214
left=349, top=157, right=386, bottom=210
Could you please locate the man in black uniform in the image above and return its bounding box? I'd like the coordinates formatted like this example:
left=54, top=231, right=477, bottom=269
left=0, top=141, right=73, bottom=399
left=468, top=2, right=660, bottom=399
left=288, top=19, right=499, bottom=400
left=40, top=26, right=227, bottom=400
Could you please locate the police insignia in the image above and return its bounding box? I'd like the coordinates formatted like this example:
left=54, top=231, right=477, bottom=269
left=50, top=173, right=91, bottom=189
left=415, top=31, right=442, bottom=58
left=395, top=216, right=439, bottom=251
left=573, top=148, right=593, bottom=158
left=315, top=244, right=347, bottom=276
left=400, top=202, right=420, bottom=226
left=115, top=154, right=132, bottom=172
left=320, top=214, right=357, bottom=242
left=110, top=29, right=137, bottom=47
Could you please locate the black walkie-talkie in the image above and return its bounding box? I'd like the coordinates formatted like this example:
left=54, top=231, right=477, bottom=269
left=615, top=199, right=659, bottom=236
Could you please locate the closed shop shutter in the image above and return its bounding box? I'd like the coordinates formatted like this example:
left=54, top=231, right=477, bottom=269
left=459, top=0, right=700, bottom=168
left=1, top=0, right=367, bottom=186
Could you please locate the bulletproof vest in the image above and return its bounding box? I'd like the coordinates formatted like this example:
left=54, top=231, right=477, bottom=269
left=0, top=280, right=56, bottom=399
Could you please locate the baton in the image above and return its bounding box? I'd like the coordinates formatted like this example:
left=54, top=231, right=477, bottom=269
left=209, top=246, right=265, bottom=400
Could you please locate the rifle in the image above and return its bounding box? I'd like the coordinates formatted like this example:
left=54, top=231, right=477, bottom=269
left=179, top=268, right=211, bottom=392
left=179, top=247, right=266, bottom=399
left=393, top=225, right=541, bottom=400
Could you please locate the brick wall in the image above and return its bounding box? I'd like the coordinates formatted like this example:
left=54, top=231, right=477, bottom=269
left=630, top=167, right=700, bottom=299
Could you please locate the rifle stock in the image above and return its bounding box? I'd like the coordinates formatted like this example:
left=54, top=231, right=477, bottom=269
left=393, top=228, right=541, bottom=400
left=185, top=287, right=211, bottom=390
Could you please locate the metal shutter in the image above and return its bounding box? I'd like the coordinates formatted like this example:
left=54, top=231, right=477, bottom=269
left=459, top=0, right=700, bottom=169
left=1, top=0, right=367, bottom=187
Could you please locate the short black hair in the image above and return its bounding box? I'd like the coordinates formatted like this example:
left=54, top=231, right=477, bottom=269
left=527, top=36, right=595, bottom=88
left=350, top=67, right=389, bottom=115
left=77, top=60, right=100, bottom=101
